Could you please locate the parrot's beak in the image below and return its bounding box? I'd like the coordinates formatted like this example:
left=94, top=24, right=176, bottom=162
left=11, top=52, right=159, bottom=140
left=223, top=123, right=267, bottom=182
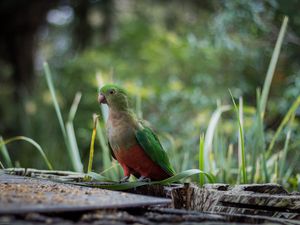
left=98, top=93, right=107, bottom=104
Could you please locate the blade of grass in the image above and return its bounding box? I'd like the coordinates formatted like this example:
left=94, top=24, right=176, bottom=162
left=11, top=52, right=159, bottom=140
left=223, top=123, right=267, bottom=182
left=87, top=114, right=99, bottom=174
left=260, top=16, right=289, bottom=117
left=229, top=91, right=247, bottom=184
left=226, top=143, right=233, bottom=182
left=267, top=95, right=300, bottom=157
left=66, top=92, right=83, bottom=172
left=199, top=133, right=205, bottom=186
left=0, top=136, right=13, bottom=167
left=279, top=129, right=291, bottom=181
left=68, top=92, right=82, bottom=122
left=0, top=160, right=4, bottom=169
left=204, top=105, right=231, bottom=171
left=96, top=122, right=117, bottom=180
left=283, top=151, right=300, bottom=182
left=181, top=151, right=190, bottom=172
left=43, top=62, right=68, bottom=145
left=212, top=122, right=219, bottom=178
left=255, top=89, right=269, bottom=182
left=161, top=132, right=179, bottom=172
left=254, top=157, right=261, bottom=183
left=66, top=123, right=83, bottom=172
left=261, top=136, right=269, bottom=183
left=0, top=136, right=53, bottom=170
left=43, top=62, right=76, bottom=171
left=237, top=97, right=244, bottom=183
left=100, top=163, right=121, bottom=176
left=86, top=171, right=113, bottom=182
left=158, top=169, right=215, bottom=185
left=75, top=169, right=215, bottom=191
left=273, top=155, right=279, bottom=183
left=217, top=133, right=226, bottom=182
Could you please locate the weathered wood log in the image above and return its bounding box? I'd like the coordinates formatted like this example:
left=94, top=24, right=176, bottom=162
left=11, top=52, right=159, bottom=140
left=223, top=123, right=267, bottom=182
left=149, top=207, right=300, bottom=224
left=3, top=169, right=300, bottom=224
left=125, top=183, right=178, bottom=198
left=0, top=174, right=171, bottom=214
left=3, top=168, right=86, bottom=182
left=171, top=183, right=300, bottom=221
left=3, top=206, right=298, bottom=225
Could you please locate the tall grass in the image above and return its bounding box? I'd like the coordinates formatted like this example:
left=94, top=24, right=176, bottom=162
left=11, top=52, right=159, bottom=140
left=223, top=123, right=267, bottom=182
left=254, top=89, right=269, bottom=182
left=197, top=16, right=296, bottom=187
left=66, top=92, right=83, bottom=172
left=260, top=16, right=288, bottom=117
left=278, top=129, right=291, bottom=181
left=43, top=62, right=83, bottom=172
left=0, top=160, right=4, bottom=169
left=0, top=136, right=53, bottom=170
left=225, top=144, right=233, bottom=183
left=198, top=134, right=205, bottom=186
left=230, top=92, right=247, bottom=184
left=266, top=95, right=300, bottom=157
left=203, top=105, right=231, bottom=172
left=0, top=136, right=13, bottom=167
left=87, top=114, right=99, bottom=173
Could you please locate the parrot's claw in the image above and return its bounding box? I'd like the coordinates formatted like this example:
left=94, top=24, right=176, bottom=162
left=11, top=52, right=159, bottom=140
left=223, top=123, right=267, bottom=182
left=119, top=176, right=130, bottom=183
left=138, top=176, right=151, bottom=182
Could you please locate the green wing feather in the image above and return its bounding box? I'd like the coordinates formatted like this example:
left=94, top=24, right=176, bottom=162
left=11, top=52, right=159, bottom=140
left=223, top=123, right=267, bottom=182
left=135, top=126, right=175, bottom=176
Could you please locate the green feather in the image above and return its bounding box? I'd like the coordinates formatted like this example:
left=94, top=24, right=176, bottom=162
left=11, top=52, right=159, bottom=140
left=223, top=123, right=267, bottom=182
left=100, top=84, right=127, bottom=95
left=135, top=126, right=175, bottom=176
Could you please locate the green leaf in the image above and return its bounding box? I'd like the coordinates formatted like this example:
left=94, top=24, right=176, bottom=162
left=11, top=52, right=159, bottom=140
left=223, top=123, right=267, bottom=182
left=198, top=134, right=205, bottom=186
left=85, top=172, right=113, bottom=182
left=43, top=62, right=68, bottom=149
left=66, top=92, right=83, bottom=172
left=279, top=128, right=292, bottom=180
left=267, top=95, right=300, bottom=157
left=0, top=136, right=53, bottom=170
left=0, top=136, right=13, bottom=168
left=229, top=91, right=247, bottom=184
left=70, top=169, right=215, bottom=191
left=254, top=89, right=269, bottom=182
left=87, top=114, right=99, bottom=174
left=260, top=16, right=288, bottom=117
left=44, top=62, right=83, bottom=172
left=204, top=105, right=231, bottom=172
left=157, top=169, right=215, bottom=185
left=66, top=123, right=83, bottom=172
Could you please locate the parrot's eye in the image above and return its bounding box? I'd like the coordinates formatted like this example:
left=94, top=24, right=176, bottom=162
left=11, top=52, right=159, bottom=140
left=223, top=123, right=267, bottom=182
left=109, top=89, right=116, bottom=95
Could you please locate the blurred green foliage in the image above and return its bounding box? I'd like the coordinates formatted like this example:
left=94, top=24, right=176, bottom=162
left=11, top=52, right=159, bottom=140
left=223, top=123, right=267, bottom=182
left=0, top=1, right=299, bottom=189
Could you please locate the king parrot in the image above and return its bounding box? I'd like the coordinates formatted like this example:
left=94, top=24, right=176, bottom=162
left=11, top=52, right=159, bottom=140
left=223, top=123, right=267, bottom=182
left=98, top=84, right=175, bottom=181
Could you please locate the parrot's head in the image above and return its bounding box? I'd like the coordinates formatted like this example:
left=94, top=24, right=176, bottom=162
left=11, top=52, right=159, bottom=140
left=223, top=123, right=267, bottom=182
left=98, top=84, right=129, bottom=110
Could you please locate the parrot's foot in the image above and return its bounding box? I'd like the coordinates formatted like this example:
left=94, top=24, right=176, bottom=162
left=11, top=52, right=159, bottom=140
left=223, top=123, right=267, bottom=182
left=119, top=176, right=130, bottom=183
left=138, top=176, right=151, bottom=182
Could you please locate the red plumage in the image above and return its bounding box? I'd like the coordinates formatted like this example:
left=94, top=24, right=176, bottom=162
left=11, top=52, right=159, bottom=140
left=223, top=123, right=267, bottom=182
left=114, top=144, right=170, bottom=181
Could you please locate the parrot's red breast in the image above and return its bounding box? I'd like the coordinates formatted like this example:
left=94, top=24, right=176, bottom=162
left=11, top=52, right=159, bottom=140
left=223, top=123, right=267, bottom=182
left=114, top=144, right=171, bottom=181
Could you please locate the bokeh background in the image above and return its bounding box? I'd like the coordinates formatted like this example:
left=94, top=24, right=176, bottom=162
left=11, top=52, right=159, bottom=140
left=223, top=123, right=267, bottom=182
left=0, top=0, right=299, bottom=186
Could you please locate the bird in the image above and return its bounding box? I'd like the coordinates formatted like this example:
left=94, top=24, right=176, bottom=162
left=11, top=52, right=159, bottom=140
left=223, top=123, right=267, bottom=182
left=98, top=84, right=175, bottom=182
